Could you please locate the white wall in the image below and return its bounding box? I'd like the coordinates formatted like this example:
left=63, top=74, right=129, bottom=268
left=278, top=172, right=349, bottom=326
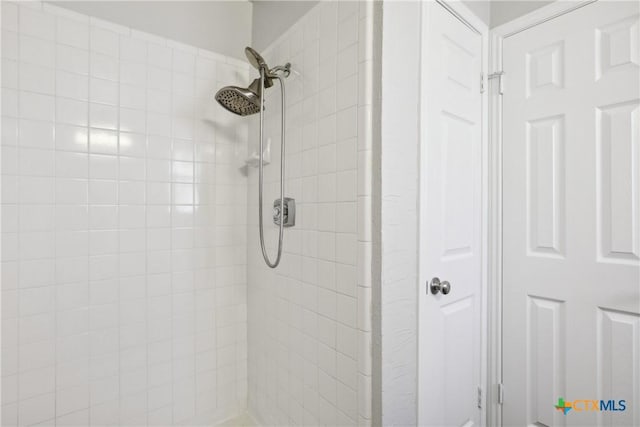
left=377, top=1, right=421, bottom=425
left=47, top=1, right=252, bottom=60
left=246, top=1, right=375, bottom=425
left=251, top=1, right=320, bottom=51
left=1, top=2, right=249, bottom=424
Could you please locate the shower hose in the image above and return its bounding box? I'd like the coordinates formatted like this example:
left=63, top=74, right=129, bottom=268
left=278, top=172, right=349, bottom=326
left=258, top=67, right=286, bottom=268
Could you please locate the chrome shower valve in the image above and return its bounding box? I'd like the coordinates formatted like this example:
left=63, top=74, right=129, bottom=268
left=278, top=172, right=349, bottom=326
left=273, top=198, right=295, bottom=227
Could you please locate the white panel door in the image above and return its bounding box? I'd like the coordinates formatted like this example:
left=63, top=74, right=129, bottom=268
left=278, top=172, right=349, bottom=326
left=502, top=2, right=640, bottom=426
left=419, top=2, right=483, bottom=426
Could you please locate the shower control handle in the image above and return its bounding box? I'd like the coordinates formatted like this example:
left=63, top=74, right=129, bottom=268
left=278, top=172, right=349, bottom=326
left=430, top=277, right=451, bottom=295
left=273, top=198, right=296, bottom=227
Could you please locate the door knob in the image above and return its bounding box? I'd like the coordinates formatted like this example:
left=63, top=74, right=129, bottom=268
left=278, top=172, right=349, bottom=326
left=430, top=277, right=451, bottom=295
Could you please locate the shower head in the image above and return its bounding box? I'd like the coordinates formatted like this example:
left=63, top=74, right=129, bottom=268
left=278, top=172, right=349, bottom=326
left=215, top=78, right=262, bottom=116
left=215, top=46, right=290, bottom=116
left=245, top=46, right=268, bottom=71
left=244, top=47, right=291, bottom=79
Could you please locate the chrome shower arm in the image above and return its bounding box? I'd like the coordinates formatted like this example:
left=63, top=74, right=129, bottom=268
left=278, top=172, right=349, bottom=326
left=267, top=63, right=291, bottom=78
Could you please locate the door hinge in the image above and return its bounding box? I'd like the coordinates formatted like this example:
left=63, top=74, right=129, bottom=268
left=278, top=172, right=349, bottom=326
left=488, top=71, right=505, bottom=95
left=480, top=72, right=485, bottom=93
left=497, top=383, right=504, bottom=405
left=477, top=386, right=483, bottom=409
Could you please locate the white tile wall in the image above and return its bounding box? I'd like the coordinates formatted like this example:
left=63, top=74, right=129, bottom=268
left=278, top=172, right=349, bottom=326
left=246, top=2, right=374, bottom=426
left=1, top=2, right=250, bottom=425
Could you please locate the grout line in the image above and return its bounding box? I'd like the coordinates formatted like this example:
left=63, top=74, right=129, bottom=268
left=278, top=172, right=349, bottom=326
left=14, top=4, right=22, bottom=424
left=114, top=22, right=123, bottom=426
left=85, top=7, right=94, bottom=423
left=141, top=35, right=151, bottom=425
left=190, top=57, right=197, bottom=422
left=52, top=7, right=59, bottom=424
left=168, top=42, right=175, bottom=425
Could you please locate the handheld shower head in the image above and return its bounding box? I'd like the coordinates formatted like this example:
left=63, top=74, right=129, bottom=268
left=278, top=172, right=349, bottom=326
left=244, top=47, right=290, bottom=78
left=245, top=46, right=269, bottom=71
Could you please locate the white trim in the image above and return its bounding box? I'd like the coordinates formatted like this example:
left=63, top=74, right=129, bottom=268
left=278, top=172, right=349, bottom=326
left=418, top=1, right=490, bottom=425
left=436, top=0, right=486, bottom=34
left=418, top=5, right=430, bottom=425
left=487, top=27, right=504, bottom=427
left=487, top=2, right=600, bottom=426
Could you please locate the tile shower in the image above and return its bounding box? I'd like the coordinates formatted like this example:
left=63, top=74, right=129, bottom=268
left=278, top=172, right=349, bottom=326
left=1, top=1, right=374, bottom=426
left=246, top=1, right=374, bottom=426
left=2, top=2, right=249, bottom=425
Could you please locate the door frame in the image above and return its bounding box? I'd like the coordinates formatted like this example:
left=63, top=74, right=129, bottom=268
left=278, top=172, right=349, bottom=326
left=487, top=1, right=599, bottom=426
left=417, top=0, right=489, bottom=424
